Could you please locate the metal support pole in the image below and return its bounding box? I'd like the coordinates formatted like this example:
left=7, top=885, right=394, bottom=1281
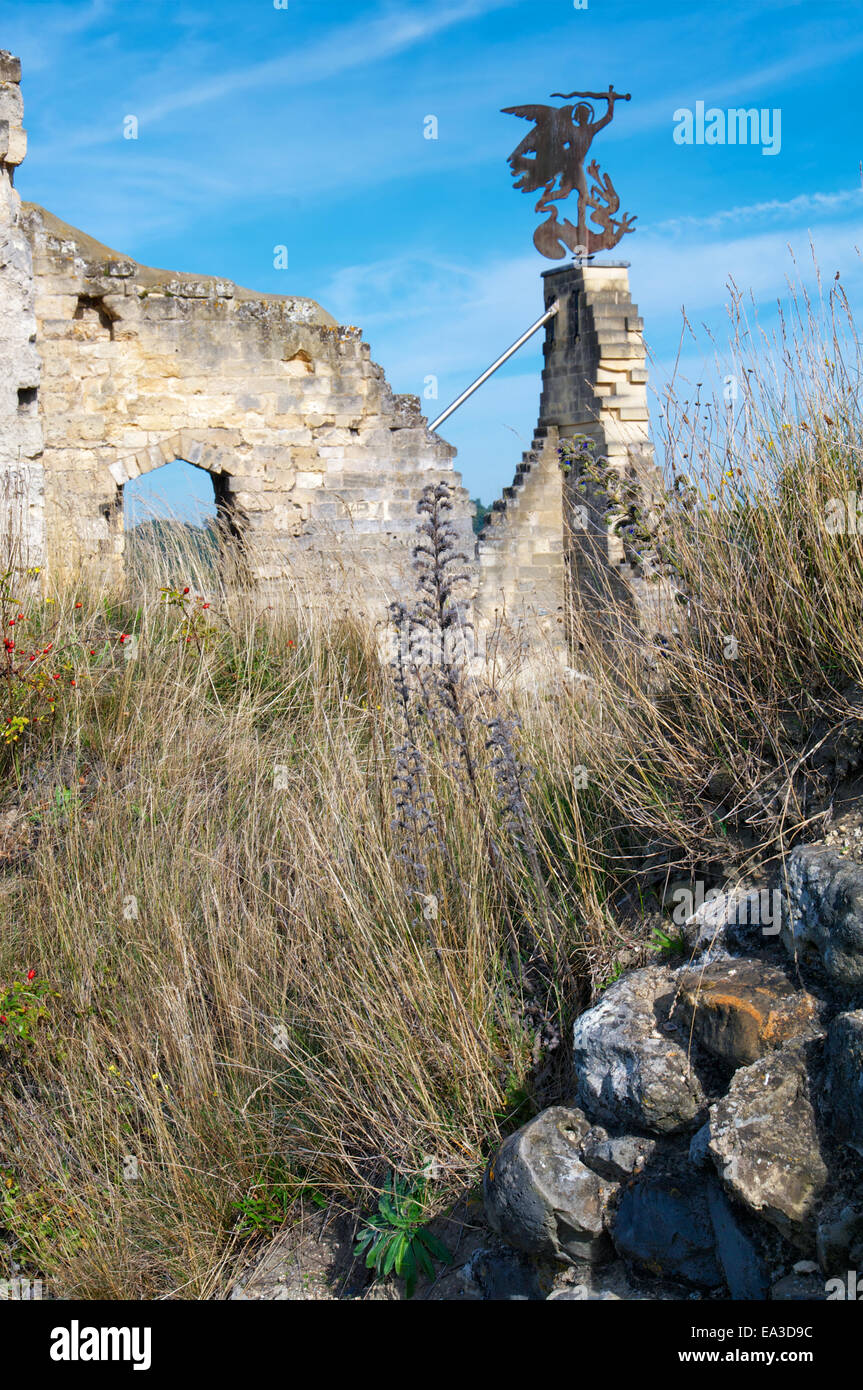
left=428, top=299, right=559, bottom=433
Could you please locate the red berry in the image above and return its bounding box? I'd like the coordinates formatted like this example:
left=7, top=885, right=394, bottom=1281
left=27, top=970, right=35, bottom=981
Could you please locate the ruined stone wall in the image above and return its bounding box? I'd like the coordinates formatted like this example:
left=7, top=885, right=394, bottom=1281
left=2, top=50, right=664, bottom=659
left=0, top=52, right=43, bottom=568
left=475, top=424, right=566, bottom=658
left=23, top=203, right=472, bottom=616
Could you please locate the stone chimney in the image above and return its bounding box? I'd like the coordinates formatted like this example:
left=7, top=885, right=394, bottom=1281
left=0, top=52, right=44, bottom=569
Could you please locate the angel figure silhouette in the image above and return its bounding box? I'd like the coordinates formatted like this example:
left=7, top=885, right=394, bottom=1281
left=502, top=86, right=636, bottom=259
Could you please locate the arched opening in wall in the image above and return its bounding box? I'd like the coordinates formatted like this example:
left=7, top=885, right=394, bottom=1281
left=123, top=459, right=221, bottom=589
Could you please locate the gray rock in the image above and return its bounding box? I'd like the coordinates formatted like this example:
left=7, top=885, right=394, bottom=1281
left=707, top=1043, right=828, bottom=1251
left=683, top=886, right=779, bottom=960
left=816, top=1193, right=863, bottom=1276
left=580, top=1130, right=656, bottom=1182
left=706, top=1180, right=770, bottom=1300
left=612, top=1170, right=723, bottom=1288
left=483, top=1107, right=616, bottom=1264
left=825, top=1010, right=863, bottom=1156
left=781, top=844, right=863, bottom=986
left=547, top=1258, right=684, bottom=1301
left=461, top=1245, right=556, bottom=1301
left=572, top=966, right=707, bottom=1135
left=689, top=1122, right=713, bottom=1171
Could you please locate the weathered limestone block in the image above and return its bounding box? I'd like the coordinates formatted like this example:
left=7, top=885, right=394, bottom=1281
left=0, top=53, right=43, bottom=564
left=571, top=965, right=706, bottom=1134
left=707, top=1042, right=828, bottom=1250
left=675, top=959, right=820, bottom=1069
left=483, top=1107, right=616, bottom=1264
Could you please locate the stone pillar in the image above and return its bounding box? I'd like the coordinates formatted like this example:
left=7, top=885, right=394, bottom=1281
left=0, top=51, right=44, bottom=570
left=538, top=261, right=661, bottom=641
left=474, top=260, right=663, bottom=671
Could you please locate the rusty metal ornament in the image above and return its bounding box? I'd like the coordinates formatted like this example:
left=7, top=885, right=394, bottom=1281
left=502, top=85, right=637, bottom=260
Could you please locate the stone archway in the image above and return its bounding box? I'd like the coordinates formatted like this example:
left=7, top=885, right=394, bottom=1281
left=108, top=428, right=248, bottom=585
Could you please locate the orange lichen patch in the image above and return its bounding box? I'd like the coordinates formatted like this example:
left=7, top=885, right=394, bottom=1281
left=676, top=960, right=819, bottom=1067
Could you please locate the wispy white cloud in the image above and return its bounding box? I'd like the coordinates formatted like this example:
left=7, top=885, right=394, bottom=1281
left=3, top=0, right=117, bottom=71
left=651, top=187, right=863, bottom=236
left=599, top=33, right=863, bottom=146
left=634, top=221, right=863, bottom=326
left=45, top=0, right=521, bottom=153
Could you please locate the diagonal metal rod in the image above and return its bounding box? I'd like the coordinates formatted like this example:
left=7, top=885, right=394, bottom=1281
left=428, top=299, right=559, bottom=433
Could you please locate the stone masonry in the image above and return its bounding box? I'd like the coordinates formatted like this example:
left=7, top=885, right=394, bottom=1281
left=1, top=52, right=660, bottom=656
left=0, top=51, right=43, bottom=567
left=2, top=53, right=473, bottom=617
left=25, top=200, right=473, bottom=612
left=475, top=261, right=659, bottom=654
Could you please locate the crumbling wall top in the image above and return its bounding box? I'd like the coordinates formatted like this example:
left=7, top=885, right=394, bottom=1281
left=24, top=203, right=338, bottom=327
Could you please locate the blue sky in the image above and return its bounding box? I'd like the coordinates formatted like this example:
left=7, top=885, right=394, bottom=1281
left=6, top=0, right=863, bottom=520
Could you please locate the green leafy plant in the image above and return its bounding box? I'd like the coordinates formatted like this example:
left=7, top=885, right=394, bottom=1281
left=650, top=925, right=686, bottom=958
left=232, top=1176, right=326, bottom=1236
left=599, top=959, right=624, bottom=991
left=27, top=785, right=78, bottom=827
left=354, top=1169, right=452, bottom=1298
left=232, top=1184, right=293, bottom=1236
left=0, top=975, right=51, bottom=1042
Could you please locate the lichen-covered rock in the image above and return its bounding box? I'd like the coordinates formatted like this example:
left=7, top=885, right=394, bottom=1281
left=781, top=845, right=863, bottom=986
left=707, top=1043, right=828, bottom=1251
left=572, top=966, right=706, bottom=1134
left=675, top=958, right=820, bottom=1069
left=825, top=1010, right=863, bottom=1156
left=483, top=1107, right=616, bottom=1264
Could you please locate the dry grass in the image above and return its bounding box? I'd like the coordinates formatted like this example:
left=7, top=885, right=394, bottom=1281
left=0, top=519, right=585, bottom=1299
left=2, top=274, right=863, bottom=1299
left=545, top=274, right=863, bottom=907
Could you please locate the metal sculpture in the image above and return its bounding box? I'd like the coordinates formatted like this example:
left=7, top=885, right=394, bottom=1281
left=502, top=85, right=636, bottom=260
